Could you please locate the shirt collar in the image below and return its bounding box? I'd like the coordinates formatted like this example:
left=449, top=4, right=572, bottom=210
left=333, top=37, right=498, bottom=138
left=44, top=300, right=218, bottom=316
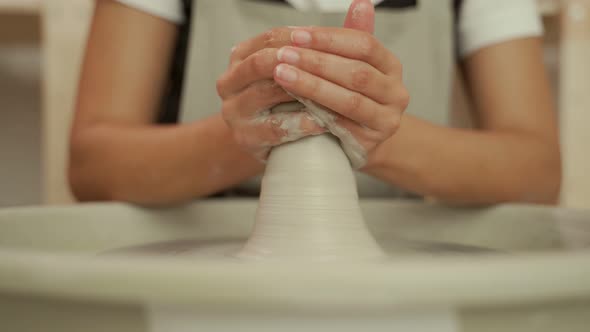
left=286, top=0, right=384, bottom=13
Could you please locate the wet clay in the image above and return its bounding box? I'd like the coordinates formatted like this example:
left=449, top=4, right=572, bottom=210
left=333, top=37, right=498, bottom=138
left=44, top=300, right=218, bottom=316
left=235, top=132, right=384, bottom=261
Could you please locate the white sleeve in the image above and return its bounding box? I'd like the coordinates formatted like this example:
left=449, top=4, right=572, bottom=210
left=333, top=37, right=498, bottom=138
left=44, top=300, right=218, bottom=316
left=115, top=0, right=185, bottom=24
left=457, top=0, right=543, bottom=57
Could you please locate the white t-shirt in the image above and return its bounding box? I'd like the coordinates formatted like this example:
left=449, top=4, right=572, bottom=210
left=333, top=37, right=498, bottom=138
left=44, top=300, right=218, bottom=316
left=115, top=0, right=543, bottom=57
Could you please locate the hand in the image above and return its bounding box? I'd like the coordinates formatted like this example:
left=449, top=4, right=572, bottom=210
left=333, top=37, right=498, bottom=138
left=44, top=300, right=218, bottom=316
left=217, top=0, right=409, bottom=167
left=216, top=30, right=326, bottom=162
left=272, top=1, right=409, bottom=168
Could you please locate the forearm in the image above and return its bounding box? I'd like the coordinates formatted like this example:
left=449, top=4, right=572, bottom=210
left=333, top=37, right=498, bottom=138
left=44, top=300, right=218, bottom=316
left=366, top=115, right=561, bottom=205
left=69, top=114, right=263, bottom=205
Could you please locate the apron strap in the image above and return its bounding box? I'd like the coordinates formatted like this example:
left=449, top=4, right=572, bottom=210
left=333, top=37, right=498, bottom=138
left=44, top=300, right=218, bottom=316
left=158, top=0, right=193, bottom=123
left=453, top=0, right=464, bottom=58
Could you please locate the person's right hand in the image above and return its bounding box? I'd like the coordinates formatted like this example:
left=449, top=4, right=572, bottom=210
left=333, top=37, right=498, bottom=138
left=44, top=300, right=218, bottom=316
left=216, top=30, right=326, bottom=162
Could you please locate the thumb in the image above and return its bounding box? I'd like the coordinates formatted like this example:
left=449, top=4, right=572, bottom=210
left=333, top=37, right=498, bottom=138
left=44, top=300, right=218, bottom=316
left=343, top=0, right=375, bottom=34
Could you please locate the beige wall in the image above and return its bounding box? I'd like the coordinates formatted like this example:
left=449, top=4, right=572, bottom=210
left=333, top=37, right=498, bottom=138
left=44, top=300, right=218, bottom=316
left=0, top=2, right=93, bottom=207
left=0, top=14, right=41, bottom=207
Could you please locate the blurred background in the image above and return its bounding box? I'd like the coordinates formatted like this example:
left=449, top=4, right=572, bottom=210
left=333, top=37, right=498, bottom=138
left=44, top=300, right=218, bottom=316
left=0, top=0, right=588, bottom=208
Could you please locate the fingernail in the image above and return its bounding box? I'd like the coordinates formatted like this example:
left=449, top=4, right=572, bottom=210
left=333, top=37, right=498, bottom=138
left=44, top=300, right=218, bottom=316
left=275, top=64, right=298, bottom=82
left=277, top=47, right=300, bottom=64
left=230, top=46, right=237, bottom=53
left=291, top=30, right=312, bottom=45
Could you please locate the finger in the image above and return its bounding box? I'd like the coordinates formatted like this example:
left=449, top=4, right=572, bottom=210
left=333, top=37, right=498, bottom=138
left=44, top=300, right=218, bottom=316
left=343, top=0, right=375, bottom=33
left=274, top=63, right=400, bottom=133
left=235, top=112, right=326, bottom=149
left=327, top=114, right=374, bottom=168
left=331, top=111, right=396, bottom=150
left=218, top=48, right=280, bottom=98
left=290, top=27, right=399, bottom=74
left=277, top=46, right=396, bottom=104
left=222, top=80, right=295, bottom=121
left=320, top=108, right=401, bottom=169
left=230, top=27, right=296, bottom=65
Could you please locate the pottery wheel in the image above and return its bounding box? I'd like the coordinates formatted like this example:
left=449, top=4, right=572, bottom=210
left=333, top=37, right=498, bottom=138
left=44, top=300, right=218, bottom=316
left=107, top=100, right=501, bottom=260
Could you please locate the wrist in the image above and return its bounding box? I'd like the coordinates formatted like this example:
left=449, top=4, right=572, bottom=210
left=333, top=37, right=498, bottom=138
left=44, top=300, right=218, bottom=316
left=360, top=116, right=429, bottom=194
left=362, top=134, right=398, bottom=174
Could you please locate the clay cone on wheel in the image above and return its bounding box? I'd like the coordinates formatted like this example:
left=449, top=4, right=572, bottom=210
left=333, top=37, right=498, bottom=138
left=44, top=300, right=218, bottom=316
left=236, top=135, right=384, bottom=260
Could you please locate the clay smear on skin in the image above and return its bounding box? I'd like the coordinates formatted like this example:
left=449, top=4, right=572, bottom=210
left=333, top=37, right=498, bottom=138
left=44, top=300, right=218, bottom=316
left=250, top=108, right=310, bottom=144
left=249, top=98, right=368, bottom=168
left=286, top=92, right=368, bottom=169
left=351, top=2, right=367, bottom=23
left=247, top=107, right=312, bottom=162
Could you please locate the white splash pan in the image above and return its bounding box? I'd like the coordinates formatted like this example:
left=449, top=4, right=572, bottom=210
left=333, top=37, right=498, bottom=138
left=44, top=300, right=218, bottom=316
left=1, top=199, right=590, bottom=332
